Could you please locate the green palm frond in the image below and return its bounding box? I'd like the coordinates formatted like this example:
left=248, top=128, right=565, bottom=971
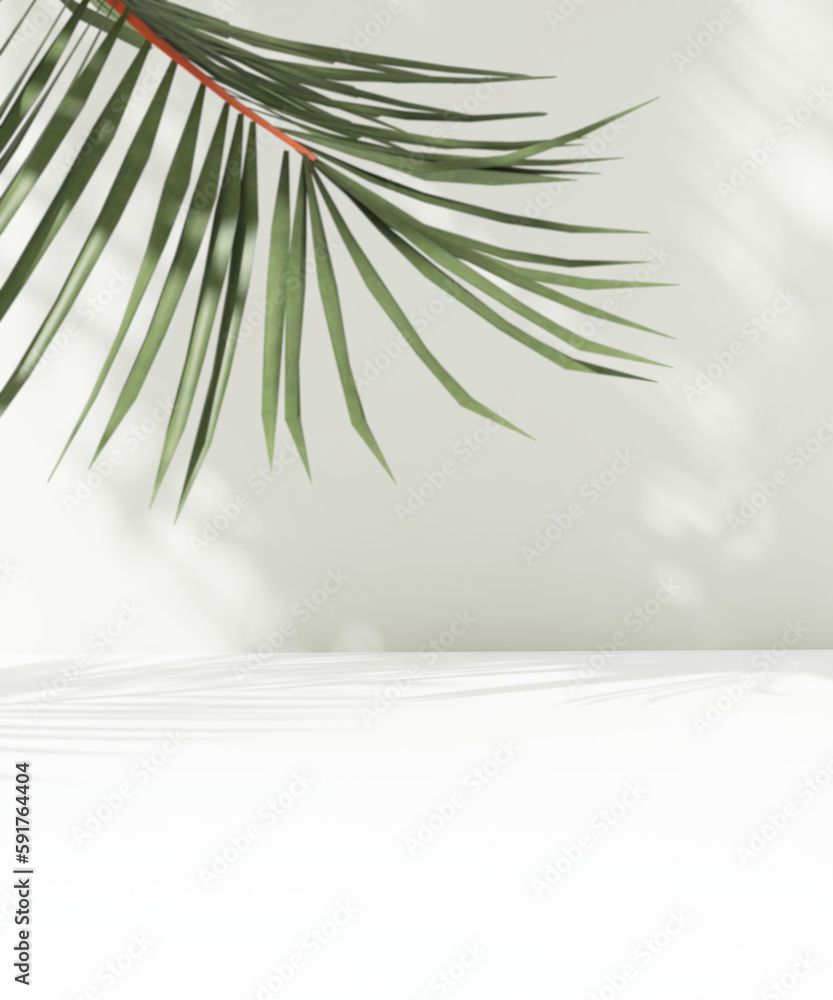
left=0, top=0, right=670, bottom=510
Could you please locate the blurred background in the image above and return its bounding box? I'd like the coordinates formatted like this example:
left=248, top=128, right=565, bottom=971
left=0, top=0, right=831, bottom=652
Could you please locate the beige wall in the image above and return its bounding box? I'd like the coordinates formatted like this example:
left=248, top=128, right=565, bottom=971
left=0, top=0, right=831, bottom=651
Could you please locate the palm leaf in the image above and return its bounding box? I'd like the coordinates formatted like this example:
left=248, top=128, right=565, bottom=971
left=313, top=176, right=527, bottom=437
left=178, top=122, right=260, bottom=515
left=306, top=162, right=393, bottom=480
left=52, top=84, right=206, bottom=475
left=91, top=102, right=230, bottom=460
left=151, top=112, right=244, bottom=499
left=261, top=150, right=291, bottom=466
left=283, top=164, right=310, bottom=479
left=4, top=62, right=176, bottom=421
left=0, top=0, right=669, bottom=509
